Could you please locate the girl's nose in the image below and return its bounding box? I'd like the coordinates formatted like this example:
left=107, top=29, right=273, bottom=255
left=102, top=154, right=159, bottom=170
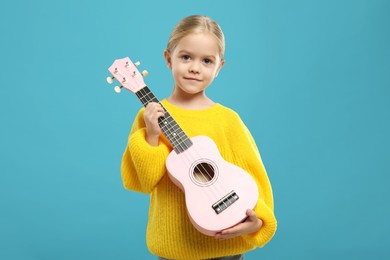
left=189, top=62, right=201, bottom=74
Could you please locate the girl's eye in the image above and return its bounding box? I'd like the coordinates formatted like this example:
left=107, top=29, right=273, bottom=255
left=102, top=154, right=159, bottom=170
left=182, top=55, right=191, bottom=61
left=203, top=58, right=213, bottom=65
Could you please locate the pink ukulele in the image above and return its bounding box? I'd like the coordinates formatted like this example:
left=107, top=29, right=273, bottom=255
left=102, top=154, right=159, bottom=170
left=107, top=57, right=259, bottom=236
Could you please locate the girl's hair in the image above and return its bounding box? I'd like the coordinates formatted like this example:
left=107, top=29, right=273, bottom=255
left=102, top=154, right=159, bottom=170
left=166, top=15, right=225, bottom=60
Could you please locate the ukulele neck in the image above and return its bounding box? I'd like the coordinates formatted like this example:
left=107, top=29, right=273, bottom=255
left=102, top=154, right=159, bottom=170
left=135, top=86, right=193, bottom=153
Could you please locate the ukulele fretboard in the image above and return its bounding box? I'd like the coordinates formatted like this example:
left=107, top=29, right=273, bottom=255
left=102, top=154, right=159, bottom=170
left=135, top=87, right=193, bottom=153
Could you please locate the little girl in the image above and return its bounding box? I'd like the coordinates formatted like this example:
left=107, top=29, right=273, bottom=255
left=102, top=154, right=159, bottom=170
left=121, top=15, right=277, bottom=260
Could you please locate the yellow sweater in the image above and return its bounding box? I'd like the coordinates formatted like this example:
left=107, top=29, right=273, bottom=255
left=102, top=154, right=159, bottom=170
left=121, top=99, right=277, bottom=260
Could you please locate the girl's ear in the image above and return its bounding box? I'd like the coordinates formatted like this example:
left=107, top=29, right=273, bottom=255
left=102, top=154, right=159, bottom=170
left=163, top=50, right=172, bottom=69
left=215, top=59, right=225, bottom=78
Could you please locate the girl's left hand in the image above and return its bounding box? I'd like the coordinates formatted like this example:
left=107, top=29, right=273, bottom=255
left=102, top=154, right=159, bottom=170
left=214, top=209, right=263, bottom=240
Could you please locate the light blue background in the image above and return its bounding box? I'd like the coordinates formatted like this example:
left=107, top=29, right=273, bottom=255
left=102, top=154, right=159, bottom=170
left=1, top=0, right=389, bottom=259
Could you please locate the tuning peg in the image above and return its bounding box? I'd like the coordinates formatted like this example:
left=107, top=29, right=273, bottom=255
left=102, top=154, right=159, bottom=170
left=106, top=76, right=114, bottom=84
left=114, top=86, right=123, bottom=93
left=142, top=70, right=148, bottom=77
left=134, top=61, right=141, bottom=67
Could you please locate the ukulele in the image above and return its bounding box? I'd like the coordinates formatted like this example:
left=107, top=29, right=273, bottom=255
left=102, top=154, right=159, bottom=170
left=107, top=57, right=259, bottom=236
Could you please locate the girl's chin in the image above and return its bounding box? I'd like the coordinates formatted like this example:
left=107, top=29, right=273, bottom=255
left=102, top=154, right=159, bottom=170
left=176, top=86, right=206, bottom=95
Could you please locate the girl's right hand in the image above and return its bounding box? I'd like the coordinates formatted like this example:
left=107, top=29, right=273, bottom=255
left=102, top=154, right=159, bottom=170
left=144, top=102, right=165, bottom=146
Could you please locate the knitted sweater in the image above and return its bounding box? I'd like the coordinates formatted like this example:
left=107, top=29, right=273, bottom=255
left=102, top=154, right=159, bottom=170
left=121, top=99, right=277, bottom=260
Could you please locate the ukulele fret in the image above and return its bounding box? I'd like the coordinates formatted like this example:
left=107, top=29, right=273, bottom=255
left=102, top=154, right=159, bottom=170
left=160, top=124, right=185, bottom=140
left=136, top=90, right=158, bottom=105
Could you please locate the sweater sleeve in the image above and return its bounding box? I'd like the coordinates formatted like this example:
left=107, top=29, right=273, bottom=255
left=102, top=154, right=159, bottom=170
left=224, top=113, right=277, bottom=247
left=121, top=108, right=171, bottom=194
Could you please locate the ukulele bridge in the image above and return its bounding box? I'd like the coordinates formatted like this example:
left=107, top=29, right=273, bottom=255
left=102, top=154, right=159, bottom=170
left=212, top=191, right=239, bottom=214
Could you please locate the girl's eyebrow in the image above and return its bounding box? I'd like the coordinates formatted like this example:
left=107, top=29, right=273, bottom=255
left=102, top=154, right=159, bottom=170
left=178, top=50, right=216, bottom=59
left=178, top=50, right=193, bottom=55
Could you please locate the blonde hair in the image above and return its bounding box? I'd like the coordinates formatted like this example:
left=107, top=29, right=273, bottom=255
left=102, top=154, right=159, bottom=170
left=166, top=15, right=225, bottom=60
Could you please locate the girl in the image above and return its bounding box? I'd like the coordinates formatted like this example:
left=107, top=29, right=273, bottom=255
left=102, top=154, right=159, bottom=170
left=121, top=15, right=277, bottom=260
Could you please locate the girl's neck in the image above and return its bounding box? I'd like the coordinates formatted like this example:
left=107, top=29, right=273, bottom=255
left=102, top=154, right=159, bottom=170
left=167, top=87, right=215, bottom=110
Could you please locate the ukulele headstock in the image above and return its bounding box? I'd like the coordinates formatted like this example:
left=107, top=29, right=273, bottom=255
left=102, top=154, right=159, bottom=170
left=106, top=57, right=148, bottom=93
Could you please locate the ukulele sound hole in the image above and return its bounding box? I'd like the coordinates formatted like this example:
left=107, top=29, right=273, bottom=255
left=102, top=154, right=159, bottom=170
left=193, top=162, right=215, bottom=183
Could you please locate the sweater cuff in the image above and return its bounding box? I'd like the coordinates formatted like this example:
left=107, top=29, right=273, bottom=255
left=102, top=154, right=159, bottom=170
left=128, top=128, right=170, bottom=192
left=242, top=200, right=277, bottom=248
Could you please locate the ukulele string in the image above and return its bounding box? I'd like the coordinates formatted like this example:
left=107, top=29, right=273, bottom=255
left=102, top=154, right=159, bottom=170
left=138, top=90, right=215, bottom=188
left=116, top=61, right=231, bottom=211
left=160, top=110, right=227, bottom=203
left=139, top=88, right=226, bottom=204
left=155, top=101, right=232, bottom=209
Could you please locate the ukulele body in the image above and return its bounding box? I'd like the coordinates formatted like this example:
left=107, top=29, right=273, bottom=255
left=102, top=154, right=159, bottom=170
left=166, top=135, right=259, bottom=236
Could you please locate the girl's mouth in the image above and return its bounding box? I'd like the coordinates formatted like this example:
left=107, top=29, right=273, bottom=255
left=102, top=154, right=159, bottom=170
left=184, top=77, right=201, bottom=81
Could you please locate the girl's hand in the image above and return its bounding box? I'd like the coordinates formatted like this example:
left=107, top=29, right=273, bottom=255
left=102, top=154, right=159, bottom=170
left=214, top=209, right=263, bottom=240
left=144, top=102, right=165, bottom=146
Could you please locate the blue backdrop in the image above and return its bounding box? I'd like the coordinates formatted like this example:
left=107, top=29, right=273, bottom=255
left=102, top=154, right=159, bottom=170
left=1, top=0, right=389, bottom=259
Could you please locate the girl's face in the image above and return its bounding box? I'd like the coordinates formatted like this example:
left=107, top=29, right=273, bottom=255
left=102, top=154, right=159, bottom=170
left=164, top=33, right=224, bottom=96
